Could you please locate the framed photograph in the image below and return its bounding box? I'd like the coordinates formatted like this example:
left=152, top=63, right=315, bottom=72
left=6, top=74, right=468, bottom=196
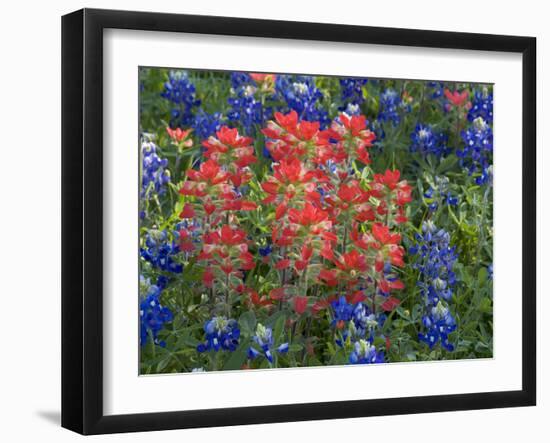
left=62, top=8, right=536, bottom=435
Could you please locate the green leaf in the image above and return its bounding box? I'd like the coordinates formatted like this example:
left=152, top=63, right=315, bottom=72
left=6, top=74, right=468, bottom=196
left=273, top=313, right=287, bottom=344
left=223, top=341, right=249, bottom=371
left=436, top=155, right=458, bottom=174
left=478, top=297, right=493, bottom=314
left=239, top=311, right=257, bottom=336
left=477, top=267, right=488, bottom=286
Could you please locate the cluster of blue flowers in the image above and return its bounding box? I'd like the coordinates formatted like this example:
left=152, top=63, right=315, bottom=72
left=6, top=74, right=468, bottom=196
left=378, top=88, right=410, bottom=126
left=349, top=339, right=385, bottom=364
left=423, top=175, right=458, bottom=212
left=227, top=73, right=267, bottom=135
left=339, top=77, right=368, bottom=109
left=419, top=303, right=457, bottom=352
left=248, top=323, right=289, bottom=363
left=330, top=296, right=385, bottom=364
left=192, top=109, right=225, bottom=140
left=410, top=221, right=458, bottom=351
left=468, top=87, right=493, bottom=123
left=161, top=71, right=201, bottom=127
left=275, top=75, right=329, bottom=127
left=410, top=124, right=450, bottom=158
left=458, top=116, right=493, bottom=185
left=197, top=317, right=241, bottom=352
left=140, top=230, right=183, bottom=273
left=141, top=139, right=170, bottom=200
left=139, top=275, right=173, bottom=347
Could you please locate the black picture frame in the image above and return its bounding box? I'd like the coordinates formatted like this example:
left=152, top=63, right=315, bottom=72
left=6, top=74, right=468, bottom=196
left=62, top=8, right=537, bottom=435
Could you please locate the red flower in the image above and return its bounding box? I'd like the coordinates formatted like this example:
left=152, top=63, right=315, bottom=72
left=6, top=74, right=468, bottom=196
left=203, top=200, right=216, bottom=216
left=373, top=169, right=401, bottom=190
left=218, top=224, right=247, bottom=246
left=180, top=160, right=229, bottom=197
left=293, top=296, right=308, bottom=315
left=275, top=259, right=291, bottom=270
left=444, top=88, right=470, bottom=107
left=265, top=110, right=321, bottom=142
left=318, top=268, right=338, bottom=287
left=348, top=291, right=367, bottom=304
left=221, top=199, right=258, bottom=211
left=166, top=127, right=193, bottom=147
left=262, top=111, right=325, bottom=161
left=322, top=113, right=376, bottom=165
left=202, top=126, right=256, bottom=169
left=381, top=296, right=401, bottom=312
left=202, top=268, right=214, bottom=287
left=395, top=182, right=412, bottom=206
left=372, top=223, right=401, bottom=246
left=249, top=73, right=277, bottom=84
left=334, top=250, right=368, bottom=274
left=178, top=229, right=195, bottom=253
left=241, top=287, right=272, bottom=307
left=179, top=203, right=195, bottom=219
left=261, top=158, right=322, bottom=216
left=269, top=287, right=287, bottom=301
left=378, top=278, right=405, bottom=293
left=295, top=244, right=314, bottom=271
left=288, top=202, right=329, bottom=228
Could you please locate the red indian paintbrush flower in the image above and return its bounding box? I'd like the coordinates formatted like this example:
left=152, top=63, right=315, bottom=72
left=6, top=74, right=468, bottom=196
left=202, top=126, right=257, bottom=169
left=262, top=111, right=324, bottom=161
left=261, top=158, right=323, bottom=219
left=321, top=113, right=376, bottom=165
left=179, top=159, right=229, bottom=197
left=444, top=88, right=470, bottom=107
left=166, top=127, right=193, bottom=147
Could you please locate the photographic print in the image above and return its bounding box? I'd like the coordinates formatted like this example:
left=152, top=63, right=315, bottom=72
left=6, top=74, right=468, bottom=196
left=138, top=68, right=494, bottom=374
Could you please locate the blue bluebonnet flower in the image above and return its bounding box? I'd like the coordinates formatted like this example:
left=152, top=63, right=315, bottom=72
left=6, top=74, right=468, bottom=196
left=275, top=75, right=329, bottom=127
left=410, top=221, right=458, bottom=306
left=349, top=339, right=385, bottom=364
left=342, top=103, right=362, bottom=116
left=378, top=88, right=410, bottom=125
left=427, top=81, right=444, bottom=99
left=423, top=176, right=459, bottom=212
left=161, top=70, right=200, bottom=127
left=339, top=77, right=368, bottom=109
left=140, top=230, right=183, bottom=273
left=141, top=138, right=170, bottom=199
left=468, top=87, right=493, bottom=124
left=330, top=298, right=385, bottom=348
left=139, top=276, right=173, bottom=346
left=351, top=303, right=380, bottom=339
left=488, top=263, right=493, bottom=280
left=458, top=117, right=493, bottom=185
left=331, top=296, right=355, bottom=327
left=230, top=72, right=252, bottom=89
left=248, top=323, right=289, bottom=363
left=418, top=302, right=457, bottom=351
left=227, top=79, right=265, bottom=135
left=410, top=221, right=458, bottom=351
left=192, top=110, right=225, bottom=140
left=259, top=244, right=273, bottom=257
left=410, top=124, right=450, bottom=158
left=197, top=316, right=241, bottom=352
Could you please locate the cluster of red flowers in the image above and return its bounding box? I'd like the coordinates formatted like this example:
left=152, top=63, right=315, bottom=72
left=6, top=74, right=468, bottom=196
left=259, top=111, right=411, bottom=317
left=174, top=109, right=411, bottom=320
left=177, top=127, right=259, bottom=302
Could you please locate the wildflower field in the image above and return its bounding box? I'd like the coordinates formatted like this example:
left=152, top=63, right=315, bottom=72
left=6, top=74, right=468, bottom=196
left=138, top=68, right=493, bottom=373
